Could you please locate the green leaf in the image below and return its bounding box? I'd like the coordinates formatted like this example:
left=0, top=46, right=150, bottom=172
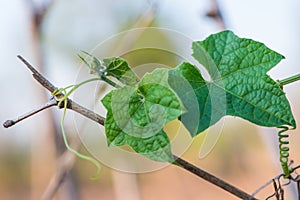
left=79, top=52, right=139, bottom=86
left=79, top=51, right=106, bottom=75
left=170, top=30, right=296, bottom=136
left=169, top=62, right=224, bottom=136
left=102, top=69, right=185, bottom=162
left=103, top=57, right=139, bottom=86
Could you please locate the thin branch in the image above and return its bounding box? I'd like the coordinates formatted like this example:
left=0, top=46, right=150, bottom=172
left=174, top=155, right=257, bottom=200
left=68, top=99, right=105, bottom=126
left=206, top=0, right=226, bottom=29
left=252, top=164, right=300, bottom=197
left=297, top=180, right=300, bottom=200
left=15, top=55, right=106, bottom=126
left=4, top=55, right=257, bottom=200
left=17, top=55, right=56, bottom=92
left=252, top=174, right=282, bottom=197
left=41, top=140, right=79, bottom=200
left=3, top=97, right=57, bottom=128
left=26, top=0, right=56, bottom=30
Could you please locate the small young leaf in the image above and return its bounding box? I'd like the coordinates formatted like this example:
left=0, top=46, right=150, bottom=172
left=170, top=31, right=296, bottom=136
left=79, top=51, right=106, bottom=75
left=102, top=57, right=140, bottom=86
left=101, top=69, right=185, bottom=162
left=79, top=53, right=139, bottom=86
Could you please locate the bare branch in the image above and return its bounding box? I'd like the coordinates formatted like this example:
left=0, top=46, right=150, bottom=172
left=3, top=98, right=57, bottom=128
left=174, top=155, right=257, bottom=200
left=297, top=180, right=300, bottom=200
left=17, top=55, right=56, bottom=92
left=26, top=0, right=56, bottom=29
left=252, top=164, right=300, bottom=197
left=68, top=99, right=105, bottom=126
left=5, top=55, right=257, bottom=200
left=206, top=0, right=226, bottom=29
left=15, top=55, right=105, bottom=126
left=41, top=140, right=79, bottom=200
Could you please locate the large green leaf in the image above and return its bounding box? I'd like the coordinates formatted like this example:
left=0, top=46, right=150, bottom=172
left=169, top=62, right=225, bottom=136
left=170, top=31, right=296, bottom=136
left=101, top=69, right=185, bottom=162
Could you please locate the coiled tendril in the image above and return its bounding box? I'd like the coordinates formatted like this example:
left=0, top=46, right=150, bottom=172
left=52, top=78, right=101, bottom=179
left=278, top=126, right=292, bottom=178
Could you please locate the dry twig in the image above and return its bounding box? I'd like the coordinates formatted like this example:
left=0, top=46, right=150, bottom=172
left=206, top=0, right=226, bottom=29
left=41, top=141, right=79, bottom=200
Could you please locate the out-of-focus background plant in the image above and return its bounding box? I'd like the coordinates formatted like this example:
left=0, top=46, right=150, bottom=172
left=1, top=0, right=300, bottom=199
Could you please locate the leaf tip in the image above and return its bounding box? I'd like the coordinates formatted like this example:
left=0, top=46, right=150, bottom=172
left=291, top=119, right=297, bottom=129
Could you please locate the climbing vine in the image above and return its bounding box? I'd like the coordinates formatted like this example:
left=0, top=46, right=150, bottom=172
left=76, top=30, right=296, bottom=177
left=5, top=30, right=300, bottom=199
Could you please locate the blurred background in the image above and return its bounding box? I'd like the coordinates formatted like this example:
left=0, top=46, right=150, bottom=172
left=0, top=0, right=300, bottom=199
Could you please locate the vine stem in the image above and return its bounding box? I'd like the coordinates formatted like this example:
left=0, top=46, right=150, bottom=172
left=101, top=75, right=121, bottom=88
left=3, top=55, right=257, bottom=200
left=278, top=73, right=300, bottom=86
left=173, top=155, right=257, bottom=200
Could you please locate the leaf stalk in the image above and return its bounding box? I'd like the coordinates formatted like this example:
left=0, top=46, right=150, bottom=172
left=278, top=73, right=300, bottom=86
